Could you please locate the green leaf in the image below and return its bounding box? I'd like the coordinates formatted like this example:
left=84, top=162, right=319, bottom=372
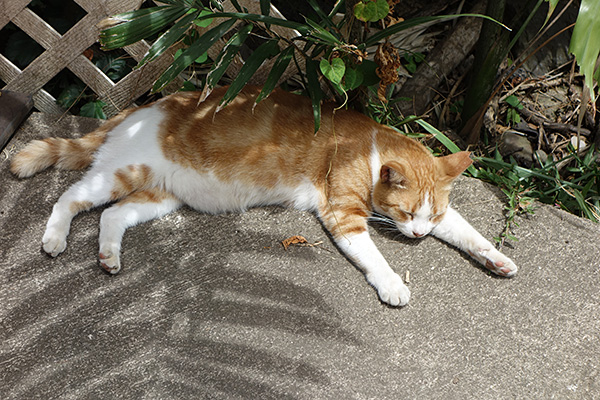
left=138, top=10, right=198, bottom=66
left=175, top=48, right=208, bottom=64
left=217, top=39, right=281, bottom=112
left=354, top=0, right=389, bottom=22
left=306, top=58, right=324, bottom=133
left=305, top=18, right=343, bottom=46
left=202, top=24, right=253, bottom=101
left=180, top=81, right=197, bottom=91
left=255, top=46, right=295, bottom=106
left=57, top=85, right=84, bottom=109
left=259, top=0, right=270, bottom=16
left=193, top=8, right=213, bottom=27
left=153, top=18, right=237, bottom=92
left=100, top=5, right=188, bottom=50
left=356, top=59, right=380, bottom=86
left=194, top=11, right=310, bottom=34
left=80, top=101, right=107, bottom=119
left=343, top=67, right=364, bottom=91
left=319, top=57, right=345, bottom=84
left=504, top=95, right=523, bottom=109
left=569, top=0, right=600, bottom=102
left=307, top=0, right=336, bottom=30
left=363, top=14, right=509, bottom=48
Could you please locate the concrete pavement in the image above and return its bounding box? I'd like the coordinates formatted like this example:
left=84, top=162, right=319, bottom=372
left=1, top=112, right=599, bottom=399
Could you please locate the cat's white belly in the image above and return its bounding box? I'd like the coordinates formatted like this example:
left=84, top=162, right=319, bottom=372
left=166, top=167, right=321, bottom=213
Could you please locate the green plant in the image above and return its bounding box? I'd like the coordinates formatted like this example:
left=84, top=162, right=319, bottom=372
left=98, top=0, right=500, bottom=130
left=503, top=94, right=523, bottom=126
left=475, top=146, right=600, bottom=223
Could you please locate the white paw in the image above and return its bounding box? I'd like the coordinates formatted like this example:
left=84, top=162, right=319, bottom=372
left=99, top=246, right=121, bottom=274
left=369, top=272, right=411, bottom=307
left=42, top=229, right=67, bottom=257
left=473, top=248, right=518, bottom=277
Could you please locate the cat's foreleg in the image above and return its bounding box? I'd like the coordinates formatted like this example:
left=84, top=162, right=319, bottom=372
left=98, top=189, right=181, bottom=274
left=335, top=231, right=411, bottom=306
left=432, top=206, right=518, bottom=276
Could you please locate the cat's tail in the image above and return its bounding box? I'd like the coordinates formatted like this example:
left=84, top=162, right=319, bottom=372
left=10, top=108, right=136, bottom=178
left=10, top=130, right=108, bottom=178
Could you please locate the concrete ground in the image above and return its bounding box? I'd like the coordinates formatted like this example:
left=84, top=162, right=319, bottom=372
left=1, top=112, right=599, bottom=399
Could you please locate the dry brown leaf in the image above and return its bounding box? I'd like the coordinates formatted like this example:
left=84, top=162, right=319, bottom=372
left=374, top=42, right=402, bottom=102
left=281, top=235, right=308, bottom=250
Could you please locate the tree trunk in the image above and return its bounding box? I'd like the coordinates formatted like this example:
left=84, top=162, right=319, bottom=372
left=460, top=0, right=510, bottom=144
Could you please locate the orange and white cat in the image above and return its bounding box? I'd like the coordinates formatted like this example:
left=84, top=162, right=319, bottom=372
left=11, top=86, right=517, bottom=306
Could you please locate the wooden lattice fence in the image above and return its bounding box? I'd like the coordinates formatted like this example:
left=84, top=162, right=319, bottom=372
left=0, top=0, right=302, bottom=120
left=0, top=0, right=179, bottom=118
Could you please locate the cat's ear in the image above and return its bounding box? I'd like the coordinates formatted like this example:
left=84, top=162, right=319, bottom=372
left=380, top=163, right=408, bottom=188
left=437, top=151, right=472, bottom=180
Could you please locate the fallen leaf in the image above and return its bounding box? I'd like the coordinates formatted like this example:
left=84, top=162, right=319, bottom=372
left=281, top=235, right=308, bottom=250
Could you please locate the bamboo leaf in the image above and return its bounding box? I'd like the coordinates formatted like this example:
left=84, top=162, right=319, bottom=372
left=153, top=19, right=237, bottom=92
left=100, top=5, right=188, bottom=50
left=260, top=0, right=270, bottom=16
left=305, top=18, right=343, bottom=46
left=201, top=24, right=253, bottom=102
left=216, top=39, right=281, bottom=112
left=363, top=14, right=509, bottom=48
left=255, top=45, right=295, bottom=106
left=195, top=11, right=310, bottom=34
left=305, top=58, right=324, bottom=133
left=138, top=10, right=199, bottom=67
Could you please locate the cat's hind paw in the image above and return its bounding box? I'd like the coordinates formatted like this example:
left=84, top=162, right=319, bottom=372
left=99, top=249, right=121, bottom=275
left=369, top=272, right=411, bottom=307
left=42, top=229, right=68, bottom=257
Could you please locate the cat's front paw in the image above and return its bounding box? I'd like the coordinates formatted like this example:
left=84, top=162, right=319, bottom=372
left=368, top=272, right=411, bottom=307
left=472, top=248, right=518, bottom=277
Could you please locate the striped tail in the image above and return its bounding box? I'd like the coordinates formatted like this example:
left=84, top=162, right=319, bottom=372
left=10, top=130, right=107, bottom=178
left=10, top=107, right=137, bottom=178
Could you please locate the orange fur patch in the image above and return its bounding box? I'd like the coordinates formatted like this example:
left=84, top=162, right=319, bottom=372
left=110, top=164, right=154, bottom=201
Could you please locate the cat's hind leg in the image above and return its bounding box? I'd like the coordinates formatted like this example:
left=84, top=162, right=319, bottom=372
left=42, top=163, right=154, bottom=257
left=98, top=188, right=182, bottom=274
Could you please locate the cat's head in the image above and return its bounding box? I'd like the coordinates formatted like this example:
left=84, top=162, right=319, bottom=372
left=372, top=151, right=472, bottom=238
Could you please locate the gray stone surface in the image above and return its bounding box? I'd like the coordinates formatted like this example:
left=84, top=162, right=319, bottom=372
left=1, top=112, right=599, bottom=399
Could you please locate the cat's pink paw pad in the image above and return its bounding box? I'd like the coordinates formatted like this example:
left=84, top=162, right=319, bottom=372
left=485, top=258, right=517, bottom=277
left=98, top=251, right=121, bottom=274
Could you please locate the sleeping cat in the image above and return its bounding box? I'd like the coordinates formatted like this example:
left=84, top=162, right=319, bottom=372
left=10, top=85, right=517, bottom=306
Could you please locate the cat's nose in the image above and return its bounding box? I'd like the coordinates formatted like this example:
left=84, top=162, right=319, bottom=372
left=412, top=231, right=424, bottom=238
